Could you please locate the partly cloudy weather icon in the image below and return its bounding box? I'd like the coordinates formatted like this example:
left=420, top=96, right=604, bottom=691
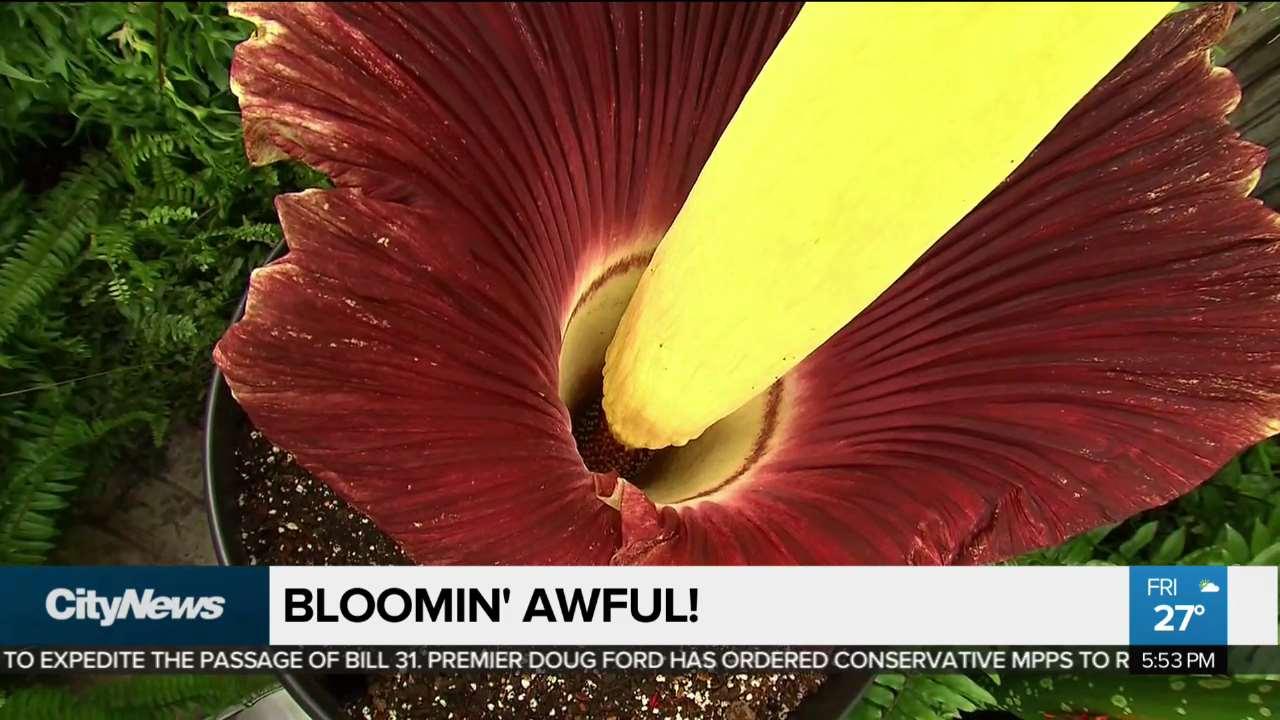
left=1199, top=580, right=1221, bottom=593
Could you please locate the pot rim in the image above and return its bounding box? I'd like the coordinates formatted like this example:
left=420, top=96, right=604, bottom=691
left=202, top=243, right=874, bottom=719
left=203, top=361, right=241, bottom=568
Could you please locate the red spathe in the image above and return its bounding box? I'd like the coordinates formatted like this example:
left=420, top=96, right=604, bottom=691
left=217, top=3, right=1280, bottom=565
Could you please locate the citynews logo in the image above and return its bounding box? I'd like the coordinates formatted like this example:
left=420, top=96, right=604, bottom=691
left=45, top=588, right=225, bottom=627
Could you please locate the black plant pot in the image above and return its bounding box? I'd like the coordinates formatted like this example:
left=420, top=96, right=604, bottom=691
left=204, top=244, right=873, bottom=719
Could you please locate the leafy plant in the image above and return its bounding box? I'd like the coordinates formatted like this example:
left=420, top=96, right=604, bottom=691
left=847, top=675, right=998, bottom=720
left=0, top=2, right=319, bottom=565
left=0, top=2, right=246, bottom=156
left=0, top=675, right=274, bottom=720
left=989, top=674, right=1280, bottom=720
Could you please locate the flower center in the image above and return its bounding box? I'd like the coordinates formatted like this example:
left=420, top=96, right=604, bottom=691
left=559, top=253, right=787, bottom=504
left=571, top=390, right=655, bottom=478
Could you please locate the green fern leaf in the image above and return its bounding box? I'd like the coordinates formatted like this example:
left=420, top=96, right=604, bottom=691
left=0, top=154, right=118, bottom=345
left=846, top=675, right=997, bottom=720
left=0, top=676, right=274, bottom=720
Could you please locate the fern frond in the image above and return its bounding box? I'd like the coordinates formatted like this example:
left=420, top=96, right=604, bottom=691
left=0, top=185, right=28, bottom=255
left=0, top=153, right=118, bottom=345
left=88, top=221, right=134, bottom=266
left=0, top=675, right=274, bottom=720
left=138, top=204, right=198, bottom=227
left=0, top=413, right=90, bottom=564
left=133, top=311, right=200, bottom=349
left=0, top=410, right=150, bottom=564
left=114, top=132, right=178, bottom=185
left=204, top=221, right=282, bottom=246
left=846, top=674, right=997, bottom=720
left=0, top=685, right=92, bottom=720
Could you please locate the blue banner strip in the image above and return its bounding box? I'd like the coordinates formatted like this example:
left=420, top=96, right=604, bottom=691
left=1129, top=566, right=1228, bottom=645
left=0, top=566, right=268, bottom=646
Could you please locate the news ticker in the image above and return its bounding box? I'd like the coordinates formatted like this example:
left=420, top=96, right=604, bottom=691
left=4, top=646, right=1278, bottom=675
left=0, top=566, right=1274, bottom=648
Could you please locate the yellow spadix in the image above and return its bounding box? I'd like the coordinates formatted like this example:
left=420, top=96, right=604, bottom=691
left=602, top=2, right=1172, bottom=450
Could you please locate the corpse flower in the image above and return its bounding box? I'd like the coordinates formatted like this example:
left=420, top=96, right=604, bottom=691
left=215, top=2, right=1280, bottom=565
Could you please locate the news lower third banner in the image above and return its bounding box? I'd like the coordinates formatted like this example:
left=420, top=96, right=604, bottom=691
left=0, top=566, right=1275, bottom=674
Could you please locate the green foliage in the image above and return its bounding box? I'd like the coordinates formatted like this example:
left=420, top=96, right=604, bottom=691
left=0, top=2, right=321, bottom=565
left=0, top=410, right=151, bottom=564
left=0, top=4, right=76, bottom=143
left=0, top=153, right=118, bottom=343
left=846, top=675, right=997, bottom=720
left=989, top=673, right=1280, bottom=720
left=0, top=675, right=274, bottom=720
left=0, top=2, right=247, bottom=154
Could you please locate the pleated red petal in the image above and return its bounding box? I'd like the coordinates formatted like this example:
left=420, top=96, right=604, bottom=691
left=216, top=190, right=623, bottom=563
left=218, top=3, right=798, bottom=562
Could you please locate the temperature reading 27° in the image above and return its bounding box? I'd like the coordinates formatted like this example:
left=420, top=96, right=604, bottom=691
left=1132, top=569, right=1226, bottom=646
left=1153, top=603, right=1205, bottom=632
left=1147, top=576, right=1220, bottom=633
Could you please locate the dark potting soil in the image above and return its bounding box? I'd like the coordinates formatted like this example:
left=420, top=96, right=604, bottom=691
left=357, top=673, right=826, bottom=720
left=236, top=429, right=411, bottom=566
left=234, top=423, right=826, bottom=720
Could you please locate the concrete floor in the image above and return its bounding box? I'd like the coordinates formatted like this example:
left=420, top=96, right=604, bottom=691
left=53, top=420, right=216, bottom=566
